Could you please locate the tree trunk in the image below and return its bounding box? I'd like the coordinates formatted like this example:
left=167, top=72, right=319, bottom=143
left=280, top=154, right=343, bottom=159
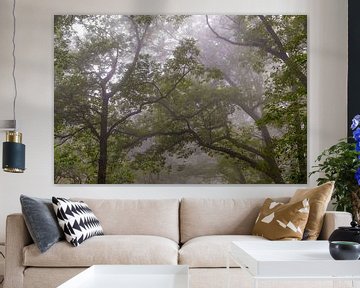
left=97, top=96, right=109, bottom=184
left=259, top=126, right=284, bottom=183
left=294, top=110, right=307, bottom=183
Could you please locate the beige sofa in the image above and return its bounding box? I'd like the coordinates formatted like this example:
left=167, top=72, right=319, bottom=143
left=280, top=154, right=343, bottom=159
left=4, top=198, right=352, bottom=288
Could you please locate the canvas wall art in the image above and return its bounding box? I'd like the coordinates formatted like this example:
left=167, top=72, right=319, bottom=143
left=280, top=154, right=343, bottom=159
left=54, top=14, right=307, bottom=184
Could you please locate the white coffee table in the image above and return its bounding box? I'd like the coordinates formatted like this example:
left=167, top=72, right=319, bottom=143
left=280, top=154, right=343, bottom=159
left=228, top=241, right=360, bottom=288
left=57, top=265, right=189, bottom=288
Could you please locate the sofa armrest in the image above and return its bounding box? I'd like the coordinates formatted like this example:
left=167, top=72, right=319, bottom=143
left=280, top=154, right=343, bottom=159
left=318, top=211, right=352, bottom=240
left=4, top=213, right=32, bottom=288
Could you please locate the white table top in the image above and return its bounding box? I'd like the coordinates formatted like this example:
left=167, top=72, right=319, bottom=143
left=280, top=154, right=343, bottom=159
left=58, top=265, right=189, bottom=288
left=231, top=240, right=360, bottom=278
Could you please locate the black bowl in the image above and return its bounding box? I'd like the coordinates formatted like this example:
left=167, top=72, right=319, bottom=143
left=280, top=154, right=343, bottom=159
left=329, top=241, right=360, bottom=260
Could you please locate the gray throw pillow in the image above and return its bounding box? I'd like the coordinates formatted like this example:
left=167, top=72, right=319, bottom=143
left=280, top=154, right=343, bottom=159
left=20, top=195, right=64, bottom=253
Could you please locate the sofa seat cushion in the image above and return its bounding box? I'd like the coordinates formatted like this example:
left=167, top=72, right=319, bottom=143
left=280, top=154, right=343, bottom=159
left=23, top=235, right=178, bottom=267
left=179, top=235, right=267, bottom=268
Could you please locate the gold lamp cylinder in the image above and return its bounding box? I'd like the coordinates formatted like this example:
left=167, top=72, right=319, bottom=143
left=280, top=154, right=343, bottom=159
left=6, top=131, right=22, bottom=143
left=2, top=131, right=26, bottom=173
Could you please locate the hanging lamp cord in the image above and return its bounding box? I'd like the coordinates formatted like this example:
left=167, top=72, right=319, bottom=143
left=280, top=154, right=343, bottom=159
left=11, top=0, right=18, bottom=126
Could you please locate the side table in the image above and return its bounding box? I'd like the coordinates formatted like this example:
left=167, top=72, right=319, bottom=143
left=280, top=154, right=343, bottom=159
left=227, top=240, right=360, bottom=288
left=58, top=265, right=189, bottom=288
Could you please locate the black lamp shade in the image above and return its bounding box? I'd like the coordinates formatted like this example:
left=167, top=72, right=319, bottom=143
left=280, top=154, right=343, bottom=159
left=3, top=141, right=25, bottom=172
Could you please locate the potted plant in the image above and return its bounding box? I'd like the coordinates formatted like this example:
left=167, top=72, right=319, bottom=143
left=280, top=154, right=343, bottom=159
left=310, top=115, right=360, bottom=222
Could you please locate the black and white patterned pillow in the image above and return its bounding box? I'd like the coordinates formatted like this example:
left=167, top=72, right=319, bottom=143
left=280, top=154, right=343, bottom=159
left=52, top=197, right=104, bottom=247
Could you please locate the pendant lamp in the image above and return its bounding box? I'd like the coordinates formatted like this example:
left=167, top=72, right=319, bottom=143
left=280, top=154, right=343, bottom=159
left=1, top=0, right=25, bottom=173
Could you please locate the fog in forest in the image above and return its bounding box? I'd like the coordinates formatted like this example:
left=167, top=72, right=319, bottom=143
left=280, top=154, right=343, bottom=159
left=54, top=15, right=307, bottom=184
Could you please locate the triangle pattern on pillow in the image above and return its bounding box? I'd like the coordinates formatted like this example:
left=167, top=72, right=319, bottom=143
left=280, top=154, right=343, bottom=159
left=52, top=197, right=104, bottom=247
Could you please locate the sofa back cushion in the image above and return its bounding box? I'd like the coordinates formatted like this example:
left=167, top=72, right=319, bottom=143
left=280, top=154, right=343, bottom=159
left=72, top=198, right=179, bottom=243
left=180, top=198, right=289, bottom=243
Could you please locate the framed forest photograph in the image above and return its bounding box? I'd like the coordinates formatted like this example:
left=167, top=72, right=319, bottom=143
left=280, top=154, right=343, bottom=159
left=54, top=14, right=307, bottom=184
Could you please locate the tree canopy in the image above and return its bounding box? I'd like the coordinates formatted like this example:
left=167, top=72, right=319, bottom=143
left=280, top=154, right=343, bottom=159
left=54, top=14, right=307, bottom=184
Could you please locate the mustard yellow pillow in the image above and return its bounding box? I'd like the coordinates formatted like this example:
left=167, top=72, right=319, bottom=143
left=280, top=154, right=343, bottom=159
left=252, top=198, right=310, bottom=240
left=289, top=181, right=334, bottom=240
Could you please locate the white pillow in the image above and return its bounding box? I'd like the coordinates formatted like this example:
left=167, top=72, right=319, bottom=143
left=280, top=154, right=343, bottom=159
left=52, top=197, right=103, bottom=246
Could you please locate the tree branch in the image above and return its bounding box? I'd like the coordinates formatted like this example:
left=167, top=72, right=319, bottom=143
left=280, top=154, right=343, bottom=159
left=121, top=129, right=191, bottom=150
left=225, top=136, right=267, bottom=159
left=80, top=113, right=100, bottom=140
left=101, top=47, right=119, bottom=86
left=55, top=126, right=87, bottom=147
left=107, top=69, right=191, bottom=137
left=258, top=15, right=307, bottom=87
left=205, top=15, right=284, bottom=60
left=206, top=15, right=306, bottom=88
left=185, top=124, right=271, bottom=178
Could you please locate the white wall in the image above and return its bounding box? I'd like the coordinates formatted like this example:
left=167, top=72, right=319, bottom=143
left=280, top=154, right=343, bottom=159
left=0, top=0, right=348, bottom=242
